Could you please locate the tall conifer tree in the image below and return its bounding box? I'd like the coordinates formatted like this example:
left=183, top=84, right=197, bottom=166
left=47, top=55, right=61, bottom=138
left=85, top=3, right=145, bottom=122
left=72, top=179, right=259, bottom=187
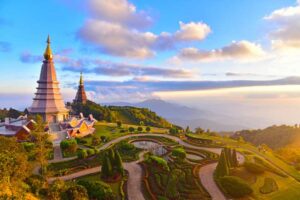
left=215, top=149, right=229, bottom=178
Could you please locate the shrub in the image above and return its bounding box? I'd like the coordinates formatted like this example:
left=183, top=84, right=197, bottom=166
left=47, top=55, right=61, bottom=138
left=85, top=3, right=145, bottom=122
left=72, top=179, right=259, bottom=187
left=147, top=155, right=169, bottom=171
left=146, top=126, right=151, bottom=132
left=77, top=180, right=114, bottom=200
left=60, top=139, right=78, bottom=153
left=158, top=196, right=168, bottom=200
left=22, top=142, right=35, bottom=152
left=66, top=185, right=88, bottom=200
left=92, top=135, right=101, bottom=146
left=169, top=127, right=178, bottom=135
left=119, top=141, right=135, bottom=151
left=172, top=148, right=186, bottom=159
left=100, top=136, right=107, bottom=142
left=75, top=137, right=86, bottom=144
left=87, top=149, right=95, bottom=156
left=25, top=175, right=45, bottom=196
left=120, top=129, right=126, bottom=133
left=220, top=176, right=253, bottom=198
left=129, top=127, right=135, bottom=133
left=259, top=177, right=278, bottom=194
left=244, top=161, right=265, bottom=174
left=116, top=121, right=122, bottom=127
left=77, top=149, right=88, bottom=159
left=137, top=126, right=143, bottom=132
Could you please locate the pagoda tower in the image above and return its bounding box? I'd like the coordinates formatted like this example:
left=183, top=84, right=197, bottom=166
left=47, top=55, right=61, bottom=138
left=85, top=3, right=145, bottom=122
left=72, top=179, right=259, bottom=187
left=74, top=72, right=87, bottom=104
left=28, top=36, right=69, bottom=122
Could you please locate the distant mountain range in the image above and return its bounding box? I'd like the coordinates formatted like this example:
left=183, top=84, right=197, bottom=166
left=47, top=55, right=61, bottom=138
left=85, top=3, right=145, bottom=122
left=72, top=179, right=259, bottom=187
left=103, top=99, right=250, bottom=131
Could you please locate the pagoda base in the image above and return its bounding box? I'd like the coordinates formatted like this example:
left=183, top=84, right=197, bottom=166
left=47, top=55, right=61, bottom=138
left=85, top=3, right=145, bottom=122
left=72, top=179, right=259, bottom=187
left=30, top=112, right=69, bottom=123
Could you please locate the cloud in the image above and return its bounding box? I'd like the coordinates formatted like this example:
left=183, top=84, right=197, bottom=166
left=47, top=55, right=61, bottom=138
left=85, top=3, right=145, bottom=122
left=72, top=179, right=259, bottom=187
left=175, top=21, right=211, bottom=41
left=79, top=76, right=300, bottom=102
left=62, top=58, right=193, bottom=78
left=265, top=1, right=300, bottom=50
left=77, top=0, right=211, bottom=58
left=177, top=40, right=265, bottom=61
left=19, top=49, right=193, bottom=78
left=0, top=41, right=11, bottom=52
left=20, top=52, right=42, bottom=63
left=225, top=72, right=278, bottom=78
left=88, top=0, right=152, bottom=29
left=77, top=19, right=156, bottom=58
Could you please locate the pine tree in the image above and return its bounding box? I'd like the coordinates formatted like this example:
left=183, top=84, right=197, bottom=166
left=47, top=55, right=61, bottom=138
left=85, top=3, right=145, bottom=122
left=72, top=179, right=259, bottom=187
left=224, top=147, right=232, bottom=168
left=232, top=149, right=239, bottom=167
left=108, top=148, right=115, bottom=165
left=215, top=150, right=229, bottom=179
left=114, top=150, right=124, bottom=175
left=185, top=126, right=190, bottom=133
left=101, top=153, right=112, bottom=178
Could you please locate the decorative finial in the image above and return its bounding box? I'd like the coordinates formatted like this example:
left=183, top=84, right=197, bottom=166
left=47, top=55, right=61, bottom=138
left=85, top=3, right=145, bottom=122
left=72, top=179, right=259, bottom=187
left=44, top=35, right=53, bottom=60
left=80, top=72, right=83, bottom=85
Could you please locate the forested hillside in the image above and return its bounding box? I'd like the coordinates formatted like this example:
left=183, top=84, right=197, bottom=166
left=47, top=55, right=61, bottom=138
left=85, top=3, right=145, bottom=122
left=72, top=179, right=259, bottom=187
left=231, top=125, right=300, bottom=149
left=0, top=108, right=23, bottom=121
left=71, top=101, right=173, bottom=128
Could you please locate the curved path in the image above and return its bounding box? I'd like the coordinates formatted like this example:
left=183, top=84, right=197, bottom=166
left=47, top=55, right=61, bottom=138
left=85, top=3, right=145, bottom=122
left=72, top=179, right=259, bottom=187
left=48, top=152, right=146, bottom=200
left=199, top=163, right=226, bottom=200
left=124, top=152, right=146, bottom=200
left=199, top=152, right=245, bottom=200
left=48, top=166, right=101, bottom=184
left=48, top=133, right=238, bottom=199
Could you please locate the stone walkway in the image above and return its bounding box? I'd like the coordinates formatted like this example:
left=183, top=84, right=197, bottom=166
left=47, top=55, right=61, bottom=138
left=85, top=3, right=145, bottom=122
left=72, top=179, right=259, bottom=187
left=53, top=145, right=63, bottom=160
left=199, top=162, right=226, bottom=200
left=123, top=152, right=146, bottom=200
left=48, top=166, right=101, bottom=183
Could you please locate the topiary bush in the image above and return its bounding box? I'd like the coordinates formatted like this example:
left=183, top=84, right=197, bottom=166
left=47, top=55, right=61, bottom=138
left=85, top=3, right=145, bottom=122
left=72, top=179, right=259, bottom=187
left=129, top=127, right=135, bottom=133
left=77, top=180, right=114, bottom=200
left=172, top=148, right=186, bottom=159
left=146, top=126, right=151, bottom=132
left=66, top=185, right=88, bottom=200
left=244, top=161, right=265, bottom=174
left=77, top=149, right=88, bottom=159
left=259, top=177, right=278, bottom=194
left=60, top=139, right=78, bottom=153
left=87, top=149, right=95, bottom=156
left=219, top=176, right=253, bottom=198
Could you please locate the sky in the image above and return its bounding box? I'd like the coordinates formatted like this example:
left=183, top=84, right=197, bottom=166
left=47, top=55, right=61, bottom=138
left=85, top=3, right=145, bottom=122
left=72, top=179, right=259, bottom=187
left=1, top=0, right=300, bottom=127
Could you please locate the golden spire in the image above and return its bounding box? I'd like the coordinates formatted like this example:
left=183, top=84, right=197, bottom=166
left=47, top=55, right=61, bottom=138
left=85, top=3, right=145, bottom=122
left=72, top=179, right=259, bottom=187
left=79, top=72, right=83, bottom=85
left=44, top=35, right=53, bottom=60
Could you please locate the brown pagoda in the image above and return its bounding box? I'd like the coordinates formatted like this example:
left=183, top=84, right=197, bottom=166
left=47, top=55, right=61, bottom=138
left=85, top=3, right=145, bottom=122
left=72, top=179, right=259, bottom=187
left=28, top=36, right=69, bottom=122
left=74, top=72, right=87, bottom=104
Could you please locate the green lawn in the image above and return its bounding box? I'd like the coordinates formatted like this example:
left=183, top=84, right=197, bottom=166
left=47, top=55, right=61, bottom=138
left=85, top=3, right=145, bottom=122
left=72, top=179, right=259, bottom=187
left=232, top=166, right=300, bottom=200
left=79, top=122, right=168, bottom=149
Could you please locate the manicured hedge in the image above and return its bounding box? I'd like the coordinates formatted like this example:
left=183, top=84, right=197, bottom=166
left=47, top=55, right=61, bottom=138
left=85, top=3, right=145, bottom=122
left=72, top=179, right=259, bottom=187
left=77, top=149, right=88, bottom=159
left=77, top=180, right=114, bottom=200
left=220, top=176, right=253, bottom=198
left=244, top=161, right=265, bottom=174
left=172, top=148, right=186, bottom=159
